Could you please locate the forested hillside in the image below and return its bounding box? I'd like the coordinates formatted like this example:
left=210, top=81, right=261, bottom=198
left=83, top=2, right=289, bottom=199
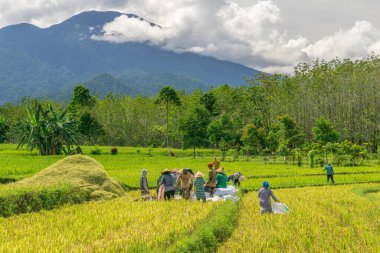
left=0, top=10, right=257, bottom=104
left=1, top=56, right=379, bottom=162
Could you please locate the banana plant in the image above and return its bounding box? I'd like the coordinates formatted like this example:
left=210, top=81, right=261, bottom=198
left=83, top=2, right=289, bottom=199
left=17, top=103, right=80, bottom=155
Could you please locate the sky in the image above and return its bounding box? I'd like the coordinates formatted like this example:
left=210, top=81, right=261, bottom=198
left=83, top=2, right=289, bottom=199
left=1, top=0, right=380, bottom=73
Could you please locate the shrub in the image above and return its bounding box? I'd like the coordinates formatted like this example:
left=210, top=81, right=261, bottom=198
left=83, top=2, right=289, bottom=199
left=111, top=147, right=118, bottom=155
left=90, top=146, right=102, bottom=155
left=0, top=185, right=90, bottom=217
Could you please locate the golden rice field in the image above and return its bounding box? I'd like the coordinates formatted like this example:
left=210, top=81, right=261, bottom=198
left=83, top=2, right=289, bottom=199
left=0, top=191, right=221, bottom=252
left=220, top=184, right=380, bottom=253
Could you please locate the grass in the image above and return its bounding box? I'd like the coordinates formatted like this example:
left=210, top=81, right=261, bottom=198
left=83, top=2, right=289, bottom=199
left=0, top=192, right=221, bottom=252
left=1, top=144, right=379, bottom=190
left=220, top=184, right=380, bottom=252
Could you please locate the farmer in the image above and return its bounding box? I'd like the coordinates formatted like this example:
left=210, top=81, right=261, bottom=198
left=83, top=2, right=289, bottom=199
left=176, top=168, right=193, bottom=200
left=156, top=174, right=163, bottom=195
left=228, top=172, right=243, bottom=186
left=140, top=168, right=149, bottom=196
left=323, top=162, right=335, bottom=184
left=205, top=162, right=217, bottom=196
left=193, top=171, right=206, bottom=201
left=213, top=157, right=220, bottom=170
left=216, top=167, right=228, bottom=188
left=258, top=181, right=279, bottom=214
left=160, top=168, right=175, bottom=200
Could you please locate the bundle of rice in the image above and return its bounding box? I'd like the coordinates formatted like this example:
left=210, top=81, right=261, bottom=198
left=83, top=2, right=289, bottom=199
left=17, top=155, right=124, bottom=200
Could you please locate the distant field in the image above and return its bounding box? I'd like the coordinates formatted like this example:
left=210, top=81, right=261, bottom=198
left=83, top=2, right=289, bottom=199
left=1, top=144, right=379, bottom=189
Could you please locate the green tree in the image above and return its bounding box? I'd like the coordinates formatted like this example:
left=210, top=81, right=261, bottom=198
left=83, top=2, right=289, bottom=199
left=207, top=113, right=234, bottom=148
left=69, top=85, right=96, bottom=110
left=156, top=85, right=181, bottom=148
left=68, top=85, right=105, bottom=145
left=200, top=91, right=217, bottom=116
left=312, top=117, right=340, bottom=145
left=278, top=114, right=305, bottom=149
left=0, top=115, right=9, bottom=143
left=78, top=113, right=106, bottom=145
left=17, top=104, right=80, bottom=155
left=241, top=124, right=266, bottom=155
left=180, top=106, right=211, bottom=158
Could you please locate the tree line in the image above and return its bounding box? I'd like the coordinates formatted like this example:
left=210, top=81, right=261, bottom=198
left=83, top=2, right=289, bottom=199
left=0, top=56, right=379, bottom=164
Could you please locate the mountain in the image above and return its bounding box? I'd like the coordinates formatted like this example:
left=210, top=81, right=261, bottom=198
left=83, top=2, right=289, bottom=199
left=0, top=11, right=260, bottom=104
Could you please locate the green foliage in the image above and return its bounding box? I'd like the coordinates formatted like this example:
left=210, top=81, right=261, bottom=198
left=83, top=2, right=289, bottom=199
left=16, top=103, right=80, bottom=155
left=78, top=112, right=105, bottom=144
left=69, top=85, right=96, bottom=109
left=277, top=114, right=305, bottom=149
left=180, top=106, right=210, bottom=157
left=312, top=117, right=340, bottom=145
left=0, top=185, right=90, bottom=217
left=90, top=146, right=102, bottom=155
left=0, top=115, right=9, bottom=143
left=241, top=124, right=266, bottom=155
left=156, top=85, right=181, bottom=148
left=169, top=200, right=239, bottom=253
left=207, top=113, right=234, bottom=148
left=200, top=91, right=217, bottom=116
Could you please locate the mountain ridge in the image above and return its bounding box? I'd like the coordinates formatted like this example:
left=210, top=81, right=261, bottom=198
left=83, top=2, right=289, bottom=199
left=0, top=10, right=260, bottom=104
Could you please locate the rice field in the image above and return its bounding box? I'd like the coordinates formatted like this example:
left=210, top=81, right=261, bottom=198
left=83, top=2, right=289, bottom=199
left=0, top=144, right=379, bottom=252
left=1, top=144, right=379, bottom=189
left=0, top=191, right=221, bottom=252
left=220, top=184, right=380, bottom=253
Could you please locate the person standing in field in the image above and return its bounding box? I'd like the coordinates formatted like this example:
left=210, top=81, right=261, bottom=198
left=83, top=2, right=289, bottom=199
left=176, top=168, right=193, bottom=200
left=323, top=162, right=335, bottom=184
left=258, top=181, right=279, bottom=214
left=156, top=174, right=163, bottom=195
left=193, top=171, right=206, bottom=201
left=160, top=169, right=175, bottom=200
left=213, top=157, right=220, bottom=170
left=140, top=168, right=149, bottom=196
left=216, top=167, right=228, bottom=188
left=205, top=162, right=217, bottom=196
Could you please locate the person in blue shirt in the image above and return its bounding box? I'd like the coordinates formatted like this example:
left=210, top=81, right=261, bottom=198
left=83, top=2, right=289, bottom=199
left=323, top=162, right=335, bottom=184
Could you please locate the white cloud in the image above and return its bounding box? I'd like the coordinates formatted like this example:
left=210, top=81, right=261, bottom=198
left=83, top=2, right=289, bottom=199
left=303, top=21, right=380, bottom=60
left=95, top=0, right=310, bottom=72
left=91, top=14, right=177, bottom=44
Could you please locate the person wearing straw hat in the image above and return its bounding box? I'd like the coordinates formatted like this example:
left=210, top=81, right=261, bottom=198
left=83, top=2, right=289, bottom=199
left=258, top=181, right=279, bottom=214
left=194, top=171, right=206, bottom=201
left=160, top=168, right=175, bottom=200
left=205, top=162, right=217, bottom=196
left=215, top=167, right=228, bottom=188
left=176, top=168, right=193, bottom=200
left=213, top=157, right=220, bottom=170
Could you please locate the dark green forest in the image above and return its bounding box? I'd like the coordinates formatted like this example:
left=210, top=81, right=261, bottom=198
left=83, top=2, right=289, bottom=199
left=1, top=56, right=380, bottom=164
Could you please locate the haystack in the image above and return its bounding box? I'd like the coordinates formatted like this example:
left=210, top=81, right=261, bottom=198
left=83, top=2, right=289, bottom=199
left=17, top=155, right=124, bottom=200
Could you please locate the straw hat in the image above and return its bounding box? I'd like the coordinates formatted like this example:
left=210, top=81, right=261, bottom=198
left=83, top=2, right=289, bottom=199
left=207, top=162, right=213, bottom=167
left=216, top=167, right=225, bottom=174
left=161, top=168, right=171, bottom=174
left=195, top=171, right=204, bottom=178
left=172, top=168, right=179, bottom=174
